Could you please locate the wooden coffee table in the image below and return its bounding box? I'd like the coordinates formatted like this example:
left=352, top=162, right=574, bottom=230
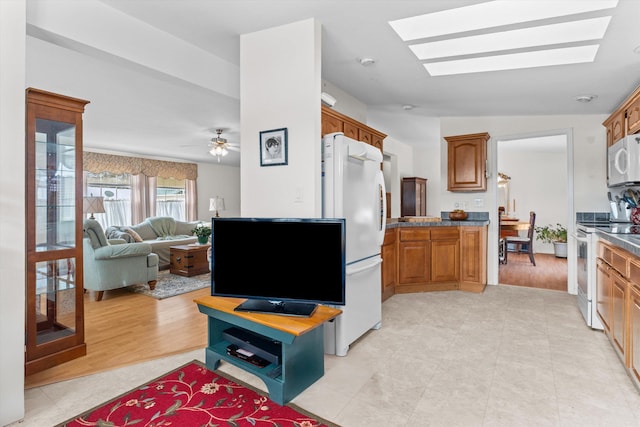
left=170, top=244, right=210, bottom=277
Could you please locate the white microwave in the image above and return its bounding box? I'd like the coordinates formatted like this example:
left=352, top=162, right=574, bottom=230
left=608, top=135, right=640, bottom=187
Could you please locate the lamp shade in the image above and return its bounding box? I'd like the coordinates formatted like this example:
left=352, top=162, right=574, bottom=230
left=83, top=196, right=105, bottom=217
left=209, top=197, right=225, bottom=212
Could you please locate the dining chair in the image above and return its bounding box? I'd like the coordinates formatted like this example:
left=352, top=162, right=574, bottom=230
left=505, top=211, right=536, bottom=266
left=498, top=212, right=507, bottom=265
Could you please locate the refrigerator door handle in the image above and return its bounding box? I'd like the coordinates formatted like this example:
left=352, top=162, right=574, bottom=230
left=346, top=256, right=382, bottom=276
left=375, top=169, right=387, bottom=245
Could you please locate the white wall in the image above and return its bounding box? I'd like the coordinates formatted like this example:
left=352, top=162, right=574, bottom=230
left=369, top=110, right=441, bottom=218
left=240, top=19, right=322, bottom=217
left=0, top=1, right=26, bottom=424
left=196, top=163, right=241, bottom=220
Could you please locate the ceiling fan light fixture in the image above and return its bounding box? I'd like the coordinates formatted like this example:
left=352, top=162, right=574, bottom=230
left=209, top=128, right=231, bottom=162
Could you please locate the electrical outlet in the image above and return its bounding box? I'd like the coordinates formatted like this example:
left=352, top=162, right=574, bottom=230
left=294, top=187, right=303, bottom=203
left=454, top=202, right=460, bottom=208
left=474, top=198, right=484, bottom=208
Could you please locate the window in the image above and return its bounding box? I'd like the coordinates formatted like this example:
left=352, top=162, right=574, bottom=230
left=156, top=177, right=186, bottom=221
left=86, top=172, right=132, bottom=228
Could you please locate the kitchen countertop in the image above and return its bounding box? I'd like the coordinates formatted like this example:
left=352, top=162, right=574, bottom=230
left=386, top=218, right=490, bottom=229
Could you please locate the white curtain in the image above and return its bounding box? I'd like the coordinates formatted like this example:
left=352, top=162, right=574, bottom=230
left=185, top=179, right=197, bottom=221
left=157, top=201, right=185, bottom=220
left=130, top=174, right=146, bottom=225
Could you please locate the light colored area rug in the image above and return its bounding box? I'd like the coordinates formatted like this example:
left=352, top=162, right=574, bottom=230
left=127, top=270, right=210, bottom=299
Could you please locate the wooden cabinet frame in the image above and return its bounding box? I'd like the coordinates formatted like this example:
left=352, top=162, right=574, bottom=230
left=445, top=132, right=489, bottom=192
left=25, top=88, right=89, bottom=375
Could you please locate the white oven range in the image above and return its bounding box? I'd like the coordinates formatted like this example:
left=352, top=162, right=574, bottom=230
left=575, top=223, right=604, bottom=330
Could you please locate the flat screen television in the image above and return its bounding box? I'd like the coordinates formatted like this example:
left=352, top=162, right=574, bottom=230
left=211, top=217, right=346, bottom=317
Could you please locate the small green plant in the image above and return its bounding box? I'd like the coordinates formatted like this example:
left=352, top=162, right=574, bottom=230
left=191, top=224, right=212, bottom=238
left=535, top=223, right=567, bottom=243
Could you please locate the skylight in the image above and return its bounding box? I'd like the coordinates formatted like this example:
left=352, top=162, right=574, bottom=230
left=389, top=0, right=618, bottom=76
left=425, top=45, right=600, bottom=76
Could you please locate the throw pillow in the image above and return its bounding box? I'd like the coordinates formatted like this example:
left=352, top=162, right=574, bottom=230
left=105, top=228, right=133, bottom=243
left=123, top=227, right=144, bottom=242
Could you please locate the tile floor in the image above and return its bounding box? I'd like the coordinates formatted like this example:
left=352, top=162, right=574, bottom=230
left=11, top=285, right=640, bottom=427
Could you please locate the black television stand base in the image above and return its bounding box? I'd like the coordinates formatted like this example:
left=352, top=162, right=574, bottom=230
left=234, top=299, right=318, bottom=317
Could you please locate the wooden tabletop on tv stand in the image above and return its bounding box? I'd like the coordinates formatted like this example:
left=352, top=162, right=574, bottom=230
left=194, top=296, right=342, bottom=337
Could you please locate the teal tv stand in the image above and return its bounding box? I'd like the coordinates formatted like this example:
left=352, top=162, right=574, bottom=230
left=195, top=296, right=342, bottom=405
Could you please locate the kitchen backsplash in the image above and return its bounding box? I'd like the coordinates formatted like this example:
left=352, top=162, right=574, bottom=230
left=576, top=211, right=610, bottom=223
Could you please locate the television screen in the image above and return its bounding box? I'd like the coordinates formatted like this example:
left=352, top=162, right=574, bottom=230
left=211, top=217, right=346, bottom=316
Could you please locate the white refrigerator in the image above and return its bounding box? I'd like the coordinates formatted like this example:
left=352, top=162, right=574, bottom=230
left=322, top=132, right=386, bottom=356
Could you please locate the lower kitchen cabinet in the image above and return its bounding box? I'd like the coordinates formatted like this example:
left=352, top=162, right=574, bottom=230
left=430, top=228, right=459, bottom=284
left=391, top=225, right=486, bottom=294
left=596, top=258, right=613, bottom=333
left=612, top=273, right=629, bottom=359
left=397, top=228, right=431, bottom=293
left=596, top=240, right=640, bottom=390
left=629, top=283, right=640, bottom=386
left=381, top=229, right=396, bottom=302
left=459, top=226, right=487, bottom=293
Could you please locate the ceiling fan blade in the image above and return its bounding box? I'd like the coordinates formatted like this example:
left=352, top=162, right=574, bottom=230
left=227, top=145, right=240, bottom=152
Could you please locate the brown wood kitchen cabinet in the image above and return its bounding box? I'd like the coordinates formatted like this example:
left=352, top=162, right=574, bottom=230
left=597, top=240, right=631, bottom=369
left=397, top=228, right=431, bottom=293
left=444, top=132, right=489, bottom=192
left=596, top=258, right=613, bottom=333
left=604, top=110, right=626, bottom=147
left=603, top=84, right=640, bottom=146
left=430, top=228, right=459, bottom=284
left=401, top=177, right=427, bottom=217
left=381, top=229, right=396, bottom=302
left=393, top=225, right=486, bottom=294
left=321, top=105, right=386, bottom=152
left=459, top=226, right=488, bottom=293
left=628, top=264, right=640, bottom=388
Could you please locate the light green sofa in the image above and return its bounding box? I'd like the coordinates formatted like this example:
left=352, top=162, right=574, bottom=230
left=105, top=217, right=203, bottom=269
left=83, top=219, right=159, bottom=301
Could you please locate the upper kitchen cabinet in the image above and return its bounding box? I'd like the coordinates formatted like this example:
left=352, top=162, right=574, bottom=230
left=603, top=84, right=640, bottom=146
left=604, top=110, right=625, bottom=147
left=321, top=105, right=386, bottom=152
left=445, top=132, right=489, bottom=192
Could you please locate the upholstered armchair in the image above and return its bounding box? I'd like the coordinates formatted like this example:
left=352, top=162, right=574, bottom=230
left=83, top=219, right=159, bottom=301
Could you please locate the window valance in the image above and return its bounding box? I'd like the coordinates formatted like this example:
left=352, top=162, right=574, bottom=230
left=83, top=152, right=197, bottom=180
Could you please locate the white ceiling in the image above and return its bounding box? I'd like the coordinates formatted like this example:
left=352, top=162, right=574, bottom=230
left=25, top=0, right=640, bottom=166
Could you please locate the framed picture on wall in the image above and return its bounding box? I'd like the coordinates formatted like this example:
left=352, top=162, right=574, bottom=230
left=260, top=128, right=288, bottom=166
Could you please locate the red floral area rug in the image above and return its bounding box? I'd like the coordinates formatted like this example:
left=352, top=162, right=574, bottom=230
left=55, top=360, right=340, bottom=427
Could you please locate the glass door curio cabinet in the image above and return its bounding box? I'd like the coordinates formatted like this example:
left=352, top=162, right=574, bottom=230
left=25, top=88, right=90, bottom=375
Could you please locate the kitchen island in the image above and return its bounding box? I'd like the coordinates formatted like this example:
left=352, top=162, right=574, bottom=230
left=382, top=213, right=489, bottom=298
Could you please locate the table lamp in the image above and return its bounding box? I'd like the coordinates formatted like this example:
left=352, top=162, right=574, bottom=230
left=83, top=196, right=105, bottom=219
left=209, top=196, right=225, bottom=218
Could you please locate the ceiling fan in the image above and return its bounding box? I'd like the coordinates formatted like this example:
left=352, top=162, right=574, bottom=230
left=209, top=129, right=239, bottom=162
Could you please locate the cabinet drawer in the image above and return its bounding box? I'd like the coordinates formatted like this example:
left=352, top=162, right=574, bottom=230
left=600, top=242, right=629, bottom=277
left=399, top=228, right=430, bottom=242
left=431, top=227, right=459, bottom=240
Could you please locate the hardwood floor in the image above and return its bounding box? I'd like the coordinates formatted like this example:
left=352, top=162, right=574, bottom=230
left=499, top=251, right=568, bottom=291
left=24, top=286, right=210, bottom=389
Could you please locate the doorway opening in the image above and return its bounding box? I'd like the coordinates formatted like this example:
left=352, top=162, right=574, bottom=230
left=496, top=132, right=571, bottom=291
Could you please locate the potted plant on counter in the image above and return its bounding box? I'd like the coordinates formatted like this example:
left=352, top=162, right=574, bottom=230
left=192, top=223, right=212, bottom=245
left=534, top=223, right=568, bottom=258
